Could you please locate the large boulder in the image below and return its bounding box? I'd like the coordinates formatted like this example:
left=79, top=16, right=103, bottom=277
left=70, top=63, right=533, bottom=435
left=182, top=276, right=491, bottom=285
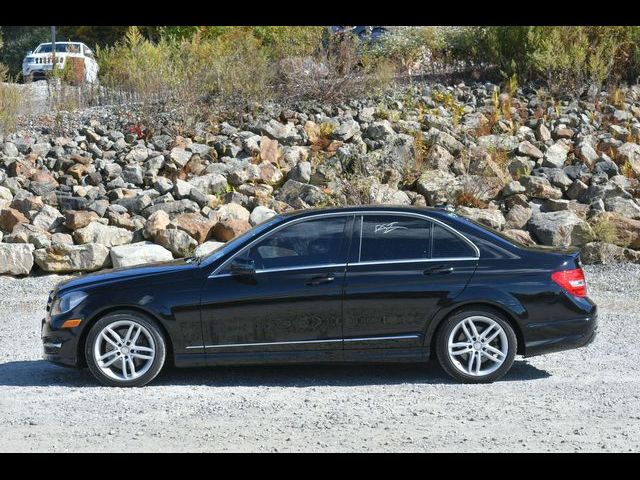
left=617, top=142, right=640, bottom=176
left=155, top=228, right=197, bottom=257
left=34, top=243, right=111, bottom=272
left=194, top=240, right=226, bottom=258
left=0, top=208, right=28, bottom=233
left=73, top=222, right=134, bottom=247
left=457, top=206, right=506, bottom=230
left=261, top=119, right=300, bottom=144
left=64, top=210, right=100, bottom=230
left=31, top=205, right=65, bottom=232
left=144, top=210, right=170, bottom=239
left=505, top=204, right=532, bottom=230
left=250, top=206, right=277, bottom=226
left=416, top=170, right=460, bottom=206
left=110, top=242, right=174, bottom=268
left=604, top=197, right=640, bottom=220
left=188, top=173, right=228, bottom=195
left=528, top=211, right=591, bottom=246
left=581, top=242, right=640, bottom=264
left=589, top=212, right=640, bottom=249
left=213, top=219, right=251, bottom=242
left=173, top=213, right=215, bottom=244
left=0, top=243, right=34, bottom=275
left=519, top=176, right=563, bottom=200
left=542, top=142, right=569, bottom=168
left=275, top=180, right=329, bottom=207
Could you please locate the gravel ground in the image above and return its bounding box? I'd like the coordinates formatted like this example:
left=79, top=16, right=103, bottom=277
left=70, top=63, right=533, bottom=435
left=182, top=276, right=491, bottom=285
left=0, top=265, right=638, bottom=452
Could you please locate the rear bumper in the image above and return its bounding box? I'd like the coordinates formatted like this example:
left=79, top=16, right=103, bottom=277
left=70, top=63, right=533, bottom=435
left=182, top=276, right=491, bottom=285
left=41, top=318, right=81, bottom=368
left=523, top=311, right=598, bottom=357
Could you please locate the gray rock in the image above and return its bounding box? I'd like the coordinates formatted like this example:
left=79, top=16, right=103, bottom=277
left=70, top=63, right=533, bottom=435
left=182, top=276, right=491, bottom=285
left=194, top=241, right=226, bottom=258
left=0, top=243, right=34, bottom=275
left=215, top=203, right=251, bottom=223
left=604, top=197, right=640, bottom=219
left=457, top=207, right=505, bottom=230
left=581, top=241, right=640, bottom=264
left=542, top=142, right=569, bottom=168
left=250, top=206, right=277, bottom=226
left=31, top=205, right=64, bottom=232
left=34, top=243, right=111, bottom=272
left=505, top=204, right=532, bottom=229
left=275, top=180, right=328, bottom=207
left=110, top=241, right=174, bottom=268
left=261, top=119, right=300, bottom=144
left=122, top=165, right=144, bottom=185
left=519, top=176, right=563, bottom=200
left=416, top=170, right=460, bottom=206
left=155, top=229, right=197, bottom=257
left=502, top=181, right=525, bottom=196
left=73, top=222, right=134, bottom=247
left=169, top=147, right=193, bottom=167
left=528, top=211, right=590, bottom=246
left=288, top=161, right=312, bottom=183
left=517, top=141, right=543, bottom=159
left=332, top=119, right=360, bottom=141
left=188, top=173, right=228, bottom=195
left=366, top=120, right=396, bottom=141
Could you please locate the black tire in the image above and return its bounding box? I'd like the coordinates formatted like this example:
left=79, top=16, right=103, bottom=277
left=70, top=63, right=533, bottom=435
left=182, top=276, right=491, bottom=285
left=436, top=308, right=517, bottom=384
left=85, top=311, right=166, bottom=387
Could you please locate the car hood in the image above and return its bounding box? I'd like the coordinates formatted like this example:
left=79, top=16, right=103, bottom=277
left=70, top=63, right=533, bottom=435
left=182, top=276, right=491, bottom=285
left=56, top=258, right=199, bottom=294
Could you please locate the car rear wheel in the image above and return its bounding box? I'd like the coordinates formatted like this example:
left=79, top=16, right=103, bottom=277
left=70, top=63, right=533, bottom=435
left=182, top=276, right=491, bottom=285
left=436, top=309, right=517, bottom=383
left=85, top=311, right=166, bottom=387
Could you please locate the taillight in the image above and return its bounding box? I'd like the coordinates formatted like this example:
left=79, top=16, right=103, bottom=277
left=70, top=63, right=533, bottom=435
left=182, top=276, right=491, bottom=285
left=551, top=268, right=587, bottom=297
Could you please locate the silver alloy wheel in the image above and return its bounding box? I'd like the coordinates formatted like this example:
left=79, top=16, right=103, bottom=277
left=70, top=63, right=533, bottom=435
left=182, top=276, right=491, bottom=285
left=447, top=315, right=508, bottom=377
left=93, top=320, right=156, bottom=382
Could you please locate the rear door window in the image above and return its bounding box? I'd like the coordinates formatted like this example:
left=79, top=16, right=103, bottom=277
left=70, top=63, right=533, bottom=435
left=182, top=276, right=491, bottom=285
left=359, top=215, right=431, bottom=262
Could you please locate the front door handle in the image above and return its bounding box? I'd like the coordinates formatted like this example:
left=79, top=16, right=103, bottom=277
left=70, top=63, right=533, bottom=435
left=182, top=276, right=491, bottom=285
left=305, top=274, right=335, bottom=286
left=424, top=266, right=454, bottom=275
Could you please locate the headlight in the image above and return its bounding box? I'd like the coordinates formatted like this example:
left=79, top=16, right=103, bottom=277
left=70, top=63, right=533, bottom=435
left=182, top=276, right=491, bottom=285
left=51, top=291, right=88, bottom=316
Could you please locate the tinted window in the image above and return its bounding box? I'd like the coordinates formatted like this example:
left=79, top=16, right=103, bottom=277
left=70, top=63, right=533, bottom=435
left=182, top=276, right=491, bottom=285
left=359, top=215, right=431, bottom=262
left=235, top=216, right=348, bottom=270
left=432, top=224, right=475, bottom=258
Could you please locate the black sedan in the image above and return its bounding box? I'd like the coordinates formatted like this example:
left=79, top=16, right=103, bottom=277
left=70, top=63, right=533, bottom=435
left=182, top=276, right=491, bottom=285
left=41, top=206, right=598, bottom=387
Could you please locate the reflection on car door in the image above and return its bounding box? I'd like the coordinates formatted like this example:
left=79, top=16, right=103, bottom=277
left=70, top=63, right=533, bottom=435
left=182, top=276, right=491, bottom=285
left=342, top=214, right=478, bottom=357
left=199, top=215, right=354, bottom=363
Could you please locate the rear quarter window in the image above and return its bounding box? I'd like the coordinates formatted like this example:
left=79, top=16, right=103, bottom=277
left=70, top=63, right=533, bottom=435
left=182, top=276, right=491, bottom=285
left=432, top=223, right=477, bottom=258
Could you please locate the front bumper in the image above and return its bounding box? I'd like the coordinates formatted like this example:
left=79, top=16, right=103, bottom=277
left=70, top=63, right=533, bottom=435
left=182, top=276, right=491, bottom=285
left=41, top=317, right=82, bottom=368
left=523, top=311, right=598, bottom=357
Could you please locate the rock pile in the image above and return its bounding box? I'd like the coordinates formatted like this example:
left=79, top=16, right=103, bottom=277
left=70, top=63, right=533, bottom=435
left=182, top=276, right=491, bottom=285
left=2, top=80, right=640, bottom=275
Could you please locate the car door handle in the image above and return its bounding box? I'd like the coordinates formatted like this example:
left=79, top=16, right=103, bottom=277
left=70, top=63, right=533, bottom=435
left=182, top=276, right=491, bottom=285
left=305, top=274, right=335, bottom=286
left=424, top=266, right=454, bottom=275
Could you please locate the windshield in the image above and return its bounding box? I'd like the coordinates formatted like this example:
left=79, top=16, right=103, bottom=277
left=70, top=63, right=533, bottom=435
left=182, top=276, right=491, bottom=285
left=196, top=215, right=283, bottom=263
left=35, top=43, right=82, bottom=53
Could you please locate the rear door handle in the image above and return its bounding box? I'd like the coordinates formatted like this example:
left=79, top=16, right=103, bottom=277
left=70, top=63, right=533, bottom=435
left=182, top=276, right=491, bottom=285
left=424, top=266, right=454, bottom=275
left=305, top=274, right=335, bottom=286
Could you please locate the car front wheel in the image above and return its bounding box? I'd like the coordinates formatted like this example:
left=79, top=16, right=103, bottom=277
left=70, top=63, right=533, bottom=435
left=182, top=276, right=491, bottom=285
left=85, top=311, right=166, bottom=387
left=436, top=309, right=517, bottom=383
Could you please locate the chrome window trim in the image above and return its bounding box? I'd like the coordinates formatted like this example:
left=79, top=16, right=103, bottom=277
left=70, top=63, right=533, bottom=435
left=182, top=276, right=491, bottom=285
left=353, top=257, right=479, bottom=267
left=356, top=211, right=480, bottom=262
left=209, top=212, right=355, bottom=278
left=208, top=210, right=479, bottom=279
left=213, top=262, right=347, bottom=278
left=186, top=334, right=420, bottom=350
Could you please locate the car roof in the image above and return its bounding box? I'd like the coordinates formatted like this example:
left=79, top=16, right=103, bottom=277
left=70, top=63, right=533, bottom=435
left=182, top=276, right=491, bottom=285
left=280, top=205, right=456, bottom=220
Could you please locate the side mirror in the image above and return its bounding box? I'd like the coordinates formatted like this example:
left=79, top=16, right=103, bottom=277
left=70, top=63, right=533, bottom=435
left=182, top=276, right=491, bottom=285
left=230, top=258, right=256, bottom=276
